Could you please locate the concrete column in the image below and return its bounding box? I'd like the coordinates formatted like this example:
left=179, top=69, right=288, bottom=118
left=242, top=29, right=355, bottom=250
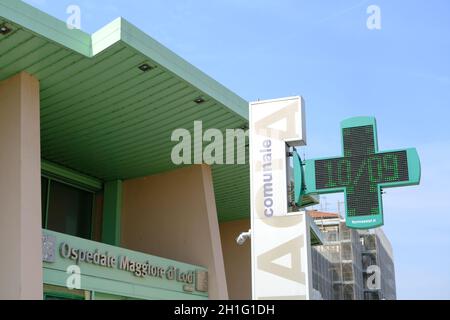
left=121, top=165, right=228, bottom=299
left=0, top=72, right=43, bottom=300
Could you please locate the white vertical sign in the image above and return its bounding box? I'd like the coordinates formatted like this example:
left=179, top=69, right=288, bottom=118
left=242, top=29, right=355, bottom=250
left=249, top=97, right=306, bottom=218
left=250, top=97, right=313, bottom=300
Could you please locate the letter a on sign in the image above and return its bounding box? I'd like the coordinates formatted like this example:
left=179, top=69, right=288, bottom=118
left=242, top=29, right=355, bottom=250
left=257, top=235, right=306, bottom=284
left=251, top=214, right=313, bottom=300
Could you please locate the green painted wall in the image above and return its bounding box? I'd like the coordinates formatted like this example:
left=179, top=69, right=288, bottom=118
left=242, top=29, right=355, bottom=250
left=102, top=180, right=122, bottom=246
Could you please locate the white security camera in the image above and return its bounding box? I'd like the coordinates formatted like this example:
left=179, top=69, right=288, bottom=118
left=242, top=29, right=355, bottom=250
left=236, top=230, right=251, bottom=245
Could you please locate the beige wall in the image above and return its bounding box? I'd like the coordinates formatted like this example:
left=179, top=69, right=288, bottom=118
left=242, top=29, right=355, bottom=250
left=219, top=219, right=252, bottom=300
left=121, top=165, right=228, bottom=299
left=0, top=72, right=43, bottom=299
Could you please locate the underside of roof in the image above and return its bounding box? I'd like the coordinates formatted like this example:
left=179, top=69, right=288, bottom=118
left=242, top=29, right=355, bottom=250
left=0, top=0, right=250, bottom=221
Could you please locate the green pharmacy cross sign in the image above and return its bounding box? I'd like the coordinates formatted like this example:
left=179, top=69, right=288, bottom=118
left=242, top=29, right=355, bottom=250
left=295, top=117, right=421, bottom=229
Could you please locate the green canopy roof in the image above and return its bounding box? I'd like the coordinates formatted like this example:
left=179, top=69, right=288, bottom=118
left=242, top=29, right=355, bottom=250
left=0, top=0, right=250, bottom=221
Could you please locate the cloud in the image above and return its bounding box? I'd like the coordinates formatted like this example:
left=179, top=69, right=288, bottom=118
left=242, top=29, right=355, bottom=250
left=314, top=0, right=370, bottom=25
left=408, top=71, right=450, bottom=85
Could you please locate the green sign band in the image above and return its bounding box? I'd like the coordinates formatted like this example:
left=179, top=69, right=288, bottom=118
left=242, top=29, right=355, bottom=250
left=42, top=230, right=208, bottom=300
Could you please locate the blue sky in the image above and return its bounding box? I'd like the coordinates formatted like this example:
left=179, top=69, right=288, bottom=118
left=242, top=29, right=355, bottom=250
left=23, top=0, right=450, bottom=299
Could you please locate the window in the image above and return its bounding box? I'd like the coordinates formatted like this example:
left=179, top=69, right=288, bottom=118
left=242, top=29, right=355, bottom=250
left=41, top=177, right=49, bottom=226
left=44, top=285, right=87, bottom=300
left=42, top=177, right=94, bottom=240
left=44, top=293, right=84, bottom=300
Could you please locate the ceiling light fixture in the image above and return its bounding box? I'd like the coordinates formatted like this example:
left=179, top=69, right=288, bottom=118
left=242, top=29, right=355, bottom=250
left=194, top=97, right=206, bottom=104
left=138, top=63, right=155, bottom=72
left=0, top=24, right=12, bottom=35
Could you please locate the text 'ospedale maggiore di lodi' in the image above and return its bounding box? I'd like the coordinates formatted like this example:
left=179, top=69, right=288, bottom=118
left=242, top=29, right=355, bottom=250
left=59, top=242, right=195, bottom=284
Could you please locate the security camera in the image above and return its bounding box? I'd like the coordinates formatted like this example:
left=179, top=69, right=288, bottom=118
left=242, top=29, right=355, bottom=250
left=236, top=230, right=251, bottom=246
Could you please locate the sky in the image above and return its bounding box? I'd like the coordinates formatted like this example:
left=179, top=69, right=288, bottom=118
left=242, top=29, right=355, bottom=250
left=23, top=0, right=450, bottom=299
